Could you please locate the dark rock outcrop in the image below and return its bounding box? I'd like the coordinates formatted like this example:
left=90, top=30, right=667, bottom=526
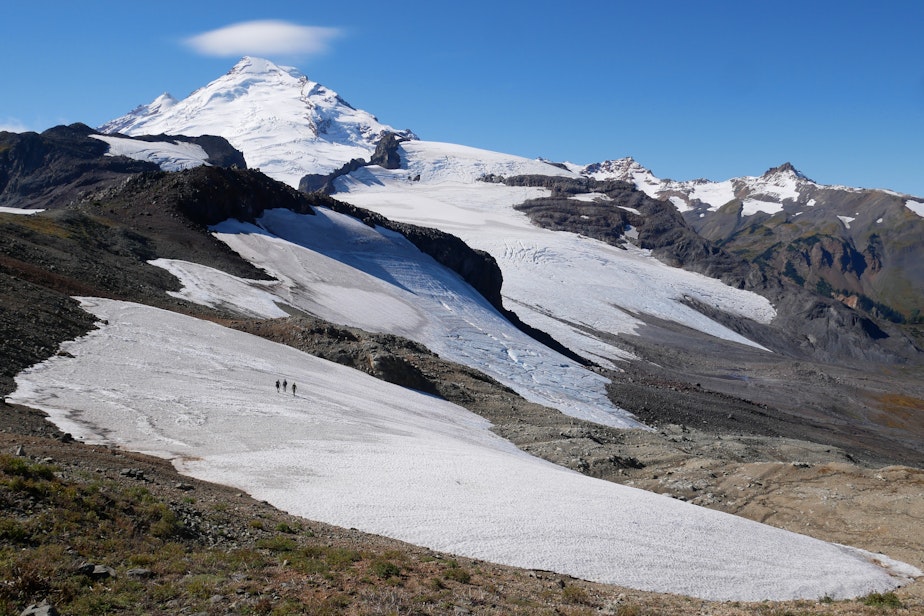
left=299, top=158, right=365, bottom=193
left=0, top=124, right=246, bottom=210
left=0, top=123, right=158, bottom=209
left=109, top=166, right=317, bottom=227
left=685, top=183, right=924, bottom=324
left=298, top=132, right=406, bottom=194
left=369, top=132, right=403, bottom=170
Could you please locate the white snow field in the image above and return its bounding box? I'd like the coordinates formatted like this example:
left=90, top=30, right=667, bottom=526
left=333, top=140, right=777, bottom=368
left=156, top=206, right=640, bottom=429
left=10, top=298, right=919, bottom=601
left=89, top=134, right=211, bottom=172
left=0, top=207, right=44, bottom=215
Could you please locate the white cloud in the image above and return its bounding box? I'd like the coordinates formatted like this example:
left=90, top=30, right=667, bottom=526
left=184, top=20, right=342, bottom=57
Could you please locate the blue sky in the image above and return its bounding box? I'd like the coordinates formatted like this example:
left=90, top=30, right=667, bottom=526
left=3, top=1, right=923, bottom=196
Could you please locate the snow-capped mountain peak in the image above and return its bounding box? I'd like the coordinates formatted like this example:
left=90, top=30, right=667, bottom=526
left=761, top=161, right=810, bottom=182
left=578, top=157, right=663, bottom=194
left=581, top=157, right=829, bottom=215
left=101, top=57, right=416, bottom=186
left=228, top=55, right=302, bottom=79
left=582, top=156, right=649, bottom=179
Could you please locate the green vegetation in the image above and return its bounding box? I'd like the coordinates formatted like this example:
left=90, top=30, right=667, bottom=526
left=370, top=558, right=401, bottom=580
left=861, top=591, right=903, bottom=608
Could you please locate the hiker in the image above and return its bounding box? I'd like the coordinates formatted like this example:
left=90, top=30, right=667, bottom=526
left=283, top=379, right=287, bottom=393
left=275, top=379, right=280, bottom=392
left=292, top=382, right=296, bottom=396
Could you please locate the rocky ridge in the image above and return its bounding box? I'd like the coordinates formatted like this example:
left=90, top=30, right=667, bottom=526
left=488, top=173, right=922, bottom=367
left=581, top=158, right=924, bottom=325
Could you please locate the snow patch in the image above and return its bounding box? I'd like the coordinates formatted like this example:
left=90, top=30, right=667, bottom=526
left=742, top=198, right=784, bottom=216
left=689, top=180, right=737, bottom=211
left=570, top=192, right=611, bottom=202
left=905, top=200, right=924, bottom=217
left=150, top=258, right=290, bottom=318
left=668, top=195, right=691, bottom=212
left=837, top=215, right=856, bottom=229
left=90, top=134, right=211, bottom=171
left=0, top=206, right=44, bottom=215
left=9, top=297, right=919, bottom=602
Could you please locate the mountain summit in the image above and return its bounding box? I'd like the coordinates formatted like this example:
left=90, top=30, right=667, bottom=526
left=100, top=56, right=416, bottom=186
left=761, top=161, right=809, bottom=181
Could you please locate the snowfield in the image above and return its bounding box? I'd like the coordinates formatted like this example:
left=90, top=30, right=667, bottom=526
left=89, top=134, right=212, bottom=171
left=157, top=206, right=640, bottom=429
left=906, top=200, right=924, bottom=217
left=334, top=140, right=777, bottom=367
left=10, top=298, right=919, bottom=601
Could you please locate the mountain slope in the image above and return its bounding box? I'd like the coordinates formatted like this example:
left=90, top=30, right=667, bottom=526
left=95, top=58, right=923, bottom=462
left=98, top=57, right=920, bottom=357
left=1, top=129, right=922, bottom=604
left=0, top=122, right=245, bottom=210
left=101, top=56, right=416, bottom=186
left=11, top=297, right=920, bottom=602
left=582, top=158, right=924, bottom=324
left=2, top=56, right=918, bottom=603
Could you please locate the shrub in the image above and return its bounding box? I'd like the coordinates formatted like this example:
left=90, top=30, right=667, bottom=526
left=255, top=535, right=297, bottom=553
left=443, top=559, right=471, bottom=584
left=562, top=583, right=590, bottom=604
left=371, top=559, right=400, bottom=580
left=862, top=591, right=902, bottom=608
left=325, top=547, right=361, bottom=570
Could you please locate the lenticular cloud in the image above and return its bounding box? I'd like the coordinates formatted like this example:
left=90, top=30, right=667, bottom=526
left=184, top=20, right=342, bottom=58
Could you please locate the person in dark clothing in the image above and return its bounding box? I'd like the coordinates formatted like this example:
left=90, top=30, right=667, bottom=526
left=283, top=379, right=287, bottom=393
left=292, top=382, right=297, bottom=396
left=275, top=379, right=280, bottom=392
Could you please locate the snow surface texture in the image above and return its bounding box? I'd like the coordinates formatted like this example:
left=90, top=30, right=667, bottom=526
left=89, top=134, right=211, bottom=172
left=100, top=57, right=414, bottom=186
left=10, top=298, right=919, bottom=601
left=906, top=200, right=924, bottom=217
left=334, top=141, right=776, bottom=368
left=155, top=206, right=639, bottom=429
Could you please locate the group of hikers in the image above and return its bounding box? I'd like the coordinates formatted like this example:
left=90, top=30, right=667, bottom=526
left=275, top=378, right=296, bottom=395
